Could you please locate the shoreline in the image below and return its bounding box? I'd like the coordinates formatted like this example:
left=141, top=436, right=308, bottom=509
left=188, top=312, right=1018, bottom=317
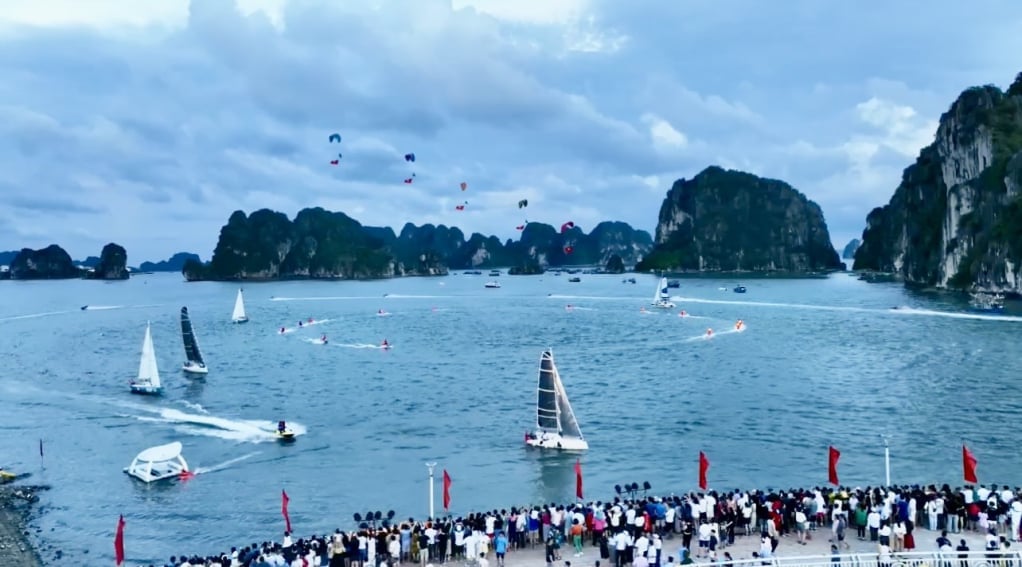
left=0, top=483, right=46, bottom=567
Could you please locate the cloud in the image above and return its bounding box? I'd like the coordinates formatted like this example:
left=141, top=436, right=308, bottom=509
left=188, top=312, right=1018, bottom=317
left=0, top=0, right=1019, bottom=261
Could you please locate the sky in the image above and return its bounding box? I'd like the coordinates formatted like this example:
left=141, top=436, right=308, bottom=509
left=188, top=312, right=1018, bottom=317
left=1, top=0, right=1020, bottom=263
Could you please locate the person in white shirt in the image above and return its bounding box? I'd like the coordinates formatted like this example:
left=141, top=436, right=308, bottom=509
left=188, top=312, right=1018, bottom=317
left=477, top=552, right=490, bottom=567
left=1010, top=500, right=1022, bottom=542
left=697, top=523, right=711, bottom=557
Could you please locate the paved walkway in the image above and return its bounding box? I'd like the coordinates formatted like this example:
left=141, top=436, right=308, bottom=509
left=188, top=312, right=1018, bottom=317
left=475, top=526, right=997, bottom=567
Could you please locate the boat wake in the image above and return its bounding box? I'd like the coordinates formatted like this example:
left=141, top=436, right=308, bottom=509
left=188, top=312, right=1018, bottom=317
left=192, top=451, right=262, bottom=475
left=269, top=296, right=378, bottom=302
left=131, top=407, right=308, bottom=443
left=382, top=294, right=446, bottom=299
left=333, top=343, right=392, bottom=350
left=278, top=319, right=332, bottom=334
left=82, top=305, right=124, bottom=311
left=889, top=306, right=1022, bottom=322
left=178, top=401, right=209, bottom=414
left=303, top=338, right=328, bottom=345
left=376, top=312, right=392, bottom=317
left=0, top=310, right=75, bottom=322
left=683, top=326, right=746, bottom=342
left=549, top=295, right=632, bottom=301
left=564, top=306, right=596, bottom=311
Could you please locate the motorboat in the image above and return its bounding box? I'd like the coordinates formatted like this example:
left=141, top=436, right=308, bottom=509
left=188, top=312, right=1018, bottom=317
left=733, top=285, right=747, bottom=294
left=485, top=281, right=501, bottom=288
left=123, top=441, right=189, bottom=483
left=568, top=277, right=581, bottom=283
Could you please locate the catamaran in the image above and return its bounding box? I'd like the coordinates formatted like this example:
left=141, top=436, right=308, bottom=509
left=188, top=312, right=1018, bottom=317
left=231, top=288, right=249, bottom=323
left=180, top=307, right=208, bottom=375
left=130, top=322, right=163, bottom=395
left=651, top=277, right=676, bottom=309
left=524, top=349, right=588, bottom=451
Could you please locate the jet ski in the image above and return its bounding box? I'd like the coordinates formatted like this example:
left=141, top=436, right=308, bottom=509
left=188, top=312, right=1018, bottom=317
left=275, top=421, right=296, bottom=442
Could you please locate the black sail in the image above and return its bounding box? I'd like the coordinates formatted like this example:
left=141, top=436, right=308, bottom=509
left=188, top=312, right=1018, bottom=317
left=536, top=350, right=559, bottom=432
left=181, top=307, right=205, bottom=366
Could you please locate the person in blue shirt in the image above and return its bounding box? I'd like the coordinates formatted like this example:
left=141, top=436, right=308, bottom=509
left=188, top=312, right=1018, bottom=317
left=494, top=531, right=509, bottom=567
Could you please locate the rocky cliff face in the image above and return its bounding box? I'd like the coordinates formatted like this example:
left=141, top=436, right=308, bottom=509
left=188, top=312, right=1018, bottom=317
left=842, top=239, right=861, bottom=260
left=185, top=207, right=653, bottom=281
left=854, top=72, right=1022, bottom=292
left=637, top=166, right=842, bottom=273
left=87, top=243, right=129, bottom=280
left=10, top=245, right=80, bottom=279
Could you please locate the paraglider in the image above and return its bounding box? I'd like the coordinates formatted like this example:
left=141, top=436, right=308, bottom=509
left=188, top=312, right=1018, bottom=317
left=560, top=221, right=575, bottom=233
left=518, top=199, right=528, bottom=208
left=563, top=246, right=574, bottom=254
left=404, top=178, right=414, bottom=184
left=455, top=201, right=468, bottom=211
left=330, top=160, right=339, bottom=165
left=515, top=224, right=525, bottom=230
left=460, top=182, right=467, bottom=191
left=329, top=133, right=341, bottom=143
left=404, top=153, right=416, bottom=162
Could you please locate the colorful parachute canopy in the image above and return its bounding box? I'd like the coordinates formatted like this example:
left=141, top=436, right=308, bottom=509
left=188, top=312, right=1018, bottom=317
left=560, top=221, right=575, bottom=233
left=515, top=224, right=525, bottom=230
left=329, top=133, right=341, bottom=143
left=337, top=153, right=343, bottom=159
left=404, top=153, right=416, bottom=162
left=460, top=182, right=467, bottom=191
left=518, top=199, right=528, bottom=209
left=404, top=178, right=413, bottom=184
left=455, top=205, right=465, bottom=211
left=330, top=160, right=339, bottom=165
left=564, top=246, right=574, bottom=254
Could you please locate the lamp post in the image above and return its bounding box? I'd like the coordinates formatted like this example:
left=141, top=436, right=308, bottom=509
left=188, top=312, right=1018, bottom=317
left=881, top=434, right=891, bottom=487
left=426, top=462, right=437, bottom=519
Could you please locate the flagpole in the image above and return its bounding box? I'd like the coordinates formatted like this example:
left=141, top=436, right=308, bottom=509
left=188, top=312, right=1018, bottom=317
left=881, top=434, right=890, bottom=487
left=426, top=462, right=436, bottom=519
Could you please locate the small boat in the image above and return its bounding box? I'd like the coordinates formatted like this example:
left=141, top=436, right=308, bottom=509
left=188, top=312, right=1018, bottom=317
left=231, top=288, right=249, bottom=324
left=80, top=305, right=88, bottom=310
left=485, top=281, right=501, bottom=288
left=628, top=278, right=636, bottom=284
left=130, top=322, right=163, bottom=395
left=123, top=441, right=189, bottom=483
left=180, top=307, right=208, bottom=375
left=969, top=292, right=1005, bottom=313
left=489, top=270, right=501, bottom=277
left=733, top=285, right=747, bottom=294
left=0, top=469, right=16, bottom=483
left=666, top=279, right=680, bottom=288
left=568, top=277, right=581, bottom=283
left=651, top=277, right=675, bottom=309
left=525, top=349, right=588, bottom=451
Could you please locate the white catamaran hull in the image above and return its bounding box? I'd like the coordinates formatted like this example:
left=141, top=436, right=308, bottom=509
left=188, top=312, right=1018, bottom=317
left=652, top=300, right=675, bottom=309
left=526, top=433, right=589, bottom=451
left=182, top=361, right=208, bottom=375
left=130, top=383, right=163, bottom=395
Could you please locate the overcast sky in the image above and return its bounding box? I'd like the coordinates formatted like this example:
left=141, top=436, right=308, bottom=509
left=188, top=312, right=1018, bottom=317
left=1, top=0, right=1020, bottom=262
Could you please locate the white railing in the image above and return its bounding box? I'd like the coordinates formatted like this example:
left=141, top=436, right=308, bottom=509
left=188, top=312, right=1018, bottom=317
left=721, top=550, right=1022, bottom=567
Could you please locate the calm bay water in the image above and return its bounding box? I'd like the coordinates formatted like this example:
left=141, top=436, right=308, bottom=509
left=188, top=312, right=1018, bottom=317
left=1, top=272, right=1020, bottom=564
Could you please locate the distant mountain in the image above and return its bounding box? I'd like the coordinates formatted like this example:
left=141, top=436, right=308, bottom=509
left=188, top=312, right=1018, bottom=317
left=140, top=252, right=201, bottom=272
left=75, top=256, right=101, bottom=268
left=182, top=207, right=654, bottom=281
left=0, top=250, right=18, bottom=265
left=842, top=238, right=861, bottom=260
left=636, top=166, right=842, bottom=273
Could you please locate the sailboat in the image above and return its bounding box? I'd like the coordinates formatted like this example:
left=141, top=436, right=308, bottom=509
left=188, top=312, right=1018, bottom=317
left=180, top=307, right=208, bottom=375
left=651, top=277, right=676, bottom=309
left=130, top=322, right=163, bottom=395
left=524, top=349, right=588, bottom=451
left=231, top=288, right=249, bottom=324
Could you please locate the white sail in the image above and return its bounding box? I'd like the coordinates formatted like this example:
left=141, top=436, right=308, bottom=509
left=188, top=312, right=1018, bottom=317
left=136, top=323, right=162, bottom=389
left=231, top=289, right=248, bottom=323
left=552, top=362, right=584, bottom=441
left=652, top=278, right=662, bottom=303
left=651, top=277, right=675, bottom=308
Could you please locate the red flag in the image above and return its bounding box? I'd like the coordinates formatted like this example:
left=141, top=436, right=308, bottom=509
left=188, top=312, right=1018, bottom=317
left=574, top=459, right=583, bottom=500
left=698, top=451, right=709, bottom=490
left=282, top=489, right=292, bottom=533
left=828, top=446, right=840, bottom=486
left=114, top=515, right=125, bottom=566
left=442, top=469, right=452, bottom=511
left=962, top=444, right=978, bottom=483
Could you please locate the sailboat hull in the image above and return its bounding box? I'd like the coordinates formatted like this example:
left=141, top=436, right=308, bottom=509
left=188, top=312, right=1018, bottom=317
left=182, top=362, right=208, bottom=375
left=232, top=317, right=249, bottom=324
left=525, top=434, right=588, bottom=451
left=130, top=384, right=163, bottom=395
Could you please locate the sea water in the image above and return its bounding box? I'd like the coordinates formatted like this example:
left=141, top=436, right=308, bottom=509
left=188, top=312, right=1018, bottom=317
left=0, top=272, right=1019, bottom=564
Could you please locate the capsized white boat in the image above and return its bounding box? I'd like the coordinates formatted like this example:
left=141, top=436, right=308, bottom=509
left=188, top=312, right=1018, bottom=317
left=231, top=288, right=249, bottom=324
left=525, top=349, right=588, bottom=451
left=180, top=307, right=208, bottom=375
left=130, top=322, right=163, bottom=395
left=651, top=277, right=675, bottom=309
left=123, top=441, right=189, bottom=483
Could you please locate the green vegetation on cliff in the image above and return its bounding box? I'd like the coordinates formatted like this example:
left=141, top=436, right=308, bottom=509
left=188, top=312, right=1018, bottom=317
left=10, top=245, right=80, bottom=279
left=185, top=207, right=653, bottom=281
left=636, top=166, right=842, bottom=273
left=854, top=71, right=1022, bottom=292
